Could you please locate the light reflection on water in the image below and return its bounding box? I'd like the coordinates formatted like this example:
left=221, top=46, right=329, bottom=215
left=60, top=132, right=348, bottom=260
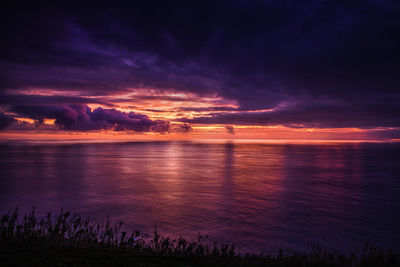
left=0, top=141, right=399, bottom=253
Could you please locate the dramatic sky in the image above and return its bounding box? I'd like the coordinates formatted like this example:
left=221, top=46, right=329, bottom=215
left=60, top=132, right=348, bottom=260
left=1, top=0, right=400, bottom=140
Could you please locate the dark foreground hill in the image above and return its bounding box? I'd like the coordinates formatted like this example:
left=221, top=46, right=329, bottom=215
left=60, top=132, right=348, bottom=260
left=1, top=208, right=398, bottom=267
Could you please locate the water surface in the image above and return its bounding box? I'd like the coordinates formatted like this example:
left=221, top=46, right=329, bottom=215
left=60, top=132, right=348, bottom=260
left=0, top=141, right=399, bottom=253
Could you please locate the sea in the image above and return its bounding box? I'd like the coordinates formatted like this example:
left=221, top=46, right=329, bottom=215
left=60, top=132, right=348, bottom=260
left=0, top=140, right=399, bottom=253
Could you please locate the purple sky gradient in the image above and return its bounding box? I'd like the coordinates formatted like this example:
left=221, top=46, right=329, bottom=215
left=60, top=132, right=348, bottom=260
left=1, top=0, right=400, bottom=138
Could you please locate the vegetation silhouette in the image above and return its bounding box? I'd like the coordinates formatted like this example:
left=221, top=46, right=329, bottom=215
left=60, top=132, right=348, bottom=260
left=1, top=208, right=399, bottom=266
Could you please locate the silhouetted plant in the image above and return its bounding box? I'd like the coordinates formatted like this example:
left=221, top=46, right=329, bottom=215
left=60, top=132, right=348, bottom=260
left=1, top=207, right=399, bottom=266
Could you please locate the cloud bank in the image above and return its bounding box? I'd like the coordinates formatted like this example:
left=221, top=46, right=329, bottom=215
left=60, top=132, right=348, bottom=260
left=10, top=104, right=170, bottom=133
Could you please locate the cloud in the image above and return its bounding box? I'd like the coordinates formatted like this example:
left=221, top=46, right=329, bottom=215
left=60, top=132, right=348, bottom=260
left=0, top=111, right=16, bottom=130
left=172, top=123, right=193, bottom=134
left=225, top=125, right=235, bottom=135
left=0, top=93, right=114, bottom=107
left=150, top=120, right=171, bottom=133
left=178, top=99, right=400, bottom=129
left=178, top=107, right=238, bottom=112
left=8, top=104, right=170, bottom=133
left=1, top=0, right=400, bottom=131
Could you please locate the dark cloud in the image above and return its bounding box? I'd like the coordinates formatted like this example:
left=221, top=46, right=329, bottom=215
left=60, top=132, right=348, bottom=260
left=108, top=95, right=201, bottom=103
left=172, top=123, right=193, bottom=134
left=178, top=107, right=238, bottom=112
left=150, top=120, right=171, bottom=133
left=225, top=125, right=235, bottom=135
left=9, top=104, right=170, bottom=133
left=179, top=99, right=400, bottom=129
left=1, top=0, right=400, bottom=130
left=143, top=109, right=169, bottom=113
left=0, top=93, right=114, bottom=107
left=0, top=111, right=16, bottom=130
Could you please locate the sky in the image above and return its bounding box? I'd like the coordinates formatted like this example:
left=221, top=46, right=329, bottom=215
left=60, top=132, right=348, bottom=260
left=1, top=0, right=400, bottom=141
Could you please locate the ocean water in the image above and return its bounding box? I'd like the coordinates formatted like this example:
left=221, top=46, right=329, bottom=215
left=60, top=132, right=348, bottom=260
left=0, top=140, right=399, bottom=253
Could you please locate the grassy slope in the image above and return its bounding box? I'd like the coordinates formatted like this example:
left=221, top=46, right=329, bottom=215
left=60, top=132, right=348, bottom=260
left=1, top=209, right=399, bottom=266
left=3, top=240, right=399, bottom=267
left=0, top=241, right=260, bottom=267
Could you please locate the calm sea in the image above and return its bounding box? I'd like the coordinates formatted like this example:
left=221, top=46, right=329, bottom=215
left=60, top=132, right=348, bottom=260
left=0, top=140, right=399, bottom=253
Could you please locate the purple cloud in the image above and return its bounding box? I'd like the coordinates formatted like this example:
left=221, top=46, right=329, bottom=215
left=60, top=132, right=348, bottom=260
left=1, top=0, right=400, bottom=131
left=178, top=99, right=400, bottom=129
left=0, top=111, right=16, bottom=130
left=0, top=94, right=114, bottom=107
left=9, top=104, right=170, bottom=133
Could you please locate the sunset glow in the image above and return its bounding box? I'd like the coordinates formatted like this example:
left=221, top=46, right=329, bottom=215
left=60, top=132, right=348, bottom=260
left=1, top=1, right=399, bottom=141
left=1, top=88, right=399, bottom=141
